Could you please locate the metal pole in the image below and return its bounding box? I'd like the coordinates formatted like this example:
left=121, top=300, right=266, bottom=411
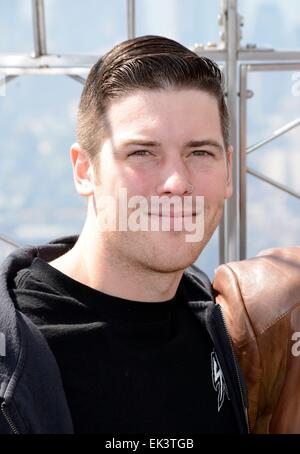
left=32, top=0, right=47, bottom=57
left=223, top=0, right=240, bottom=263
left=247, top=62, right=300, bottom=71
left=0, top=67, right=89, bottom=76
left=239, top=65, right=248, bottom=259
left=0, top=75, right=18, bottom=91
left=247, top=167, right=300, bottom=200
left=127, top=0, right=136, bottom=40
left=218, top=194, right=226, bottom=264
left=218, top=0, right=227, bottom=265
left=247, top=117, right=300, bottom=155
left=0, top=234, right=20, bottom=248
left=68, top=75, right=86, bottom=85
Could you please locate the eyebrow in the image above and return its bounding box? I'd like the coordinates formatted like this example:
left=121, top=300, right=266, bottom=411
left=184, top=140, right=224, bottom=153
left=120, top=138, right=224, bottom=152
left=120, top=139, right=160, bottom=147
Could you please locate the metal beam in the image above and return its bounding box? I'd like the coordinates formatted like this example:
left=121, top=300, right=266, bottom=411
left=217, top=0, right=227, bottom=264
left=239, top=65, right=248, bottom=259
left=223, top=0, right=240, bottom=263
left=247, top=167, right=300, bottom=200
left=127, top=0, right=136, bottom=39
left=68, top=75, right=86, bottom=85
left=239, top=50, right=300, bottom=62
left=0, top=234, right=20, bottom=249
left=247, top=117, right=300, bottom=155
left=0, top=67, right=89, bottom=76
left=0, top=54, right=95, bottom=68
left=1, top=49, right=299, bottom=72
left=190, top=48, right=300, bottom=63
left=247, top=63, right=300, bottom=72
left=0, top=75, right=18, bottom=90
left=32, top=0, right=47, bottom=57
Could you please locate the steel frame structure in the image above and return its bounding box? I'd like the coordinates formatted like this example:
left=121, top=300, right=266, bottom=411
left=0, top=0, right=299, bottom=261
left=239, top=62, right=300, bottom=258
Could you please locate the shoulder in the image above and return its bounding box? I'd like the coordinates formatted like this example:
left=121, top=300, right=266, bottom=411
left=213, top=247, right=300, bottom=338
left=213, top=247, right=300, bottom=433
left=183, top=263, right=214, bottom=300
left=0, top=251, right=73, bottom=433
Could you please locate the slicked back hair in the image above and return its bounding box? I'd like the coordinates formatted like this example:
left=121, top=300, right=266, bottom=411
left=77, top=35, right=230, bottom=166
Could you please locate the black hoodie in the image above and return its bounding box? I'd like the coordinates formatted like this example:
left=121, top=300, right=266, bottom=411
left=0, top=235, right=248, bottom=434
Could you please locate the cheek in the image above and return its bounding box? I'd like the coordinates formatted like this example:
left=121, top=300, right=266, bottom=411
left=196, top=172, right=228, bottom=201
left=119, top=168, right=151, bottom=196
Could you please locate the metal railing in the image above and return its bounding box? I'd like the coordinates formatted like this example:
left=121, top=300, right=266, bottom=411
left=239, top=62, right=300, bottom=258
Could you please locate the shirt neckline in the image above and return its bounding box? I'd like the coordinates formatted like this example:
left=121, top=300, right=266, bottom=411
left=30, top=257, right=178, bottom=322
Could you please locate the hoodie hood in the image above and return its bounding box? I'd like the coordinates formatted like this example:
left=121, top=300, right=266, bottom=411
left=0, top=236, right=77, bottom=433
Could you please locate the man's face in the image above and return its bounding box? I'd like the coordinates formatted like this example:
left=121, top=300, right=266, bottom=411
left=89, top=88, right=232, bottom=273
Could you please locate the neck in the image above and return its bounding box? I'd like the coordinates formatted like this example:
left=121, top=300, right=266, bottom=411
left=50, top=220, right=184, bottom=303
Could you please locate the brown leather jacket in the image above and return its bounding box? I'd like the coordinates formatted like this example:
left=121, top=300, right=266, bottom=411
left=213, top=247, right=300, bottom=434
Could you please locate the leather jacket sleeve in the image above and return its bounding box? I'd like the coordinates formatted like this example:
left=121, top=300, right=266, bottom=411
left=212, top=247, right=300, bottom=433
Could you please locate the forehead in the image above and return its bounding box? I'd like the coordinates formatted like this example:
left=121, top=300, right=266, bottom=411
left=105, top=89, right=223, bottom=144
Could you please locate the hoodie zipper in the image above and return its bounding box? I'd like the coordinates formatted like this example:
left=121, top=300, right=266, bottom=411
left=1, top=401, right=20, bottom=434
left=217, top=304, right=250, bottom=434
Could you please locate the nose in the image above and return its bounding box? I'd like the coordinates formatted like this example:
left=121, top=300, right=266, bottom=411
left=156, top=158, right=192, bottom=196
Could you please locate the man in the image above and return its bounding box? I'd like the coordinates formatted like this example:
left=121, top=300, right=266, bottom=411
left=0, top=35, right=249, bottom=433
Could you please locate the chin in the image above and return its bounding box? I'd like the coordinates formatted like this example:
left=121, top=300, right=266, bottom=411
left=143, top=241, right=204, bottom=273
left=150, top=261, right=194, bottom=273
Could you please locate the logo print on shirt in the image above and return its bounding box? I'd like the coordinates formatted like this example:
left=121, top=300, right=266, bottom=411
left=211, top=350, right=230, bottom=412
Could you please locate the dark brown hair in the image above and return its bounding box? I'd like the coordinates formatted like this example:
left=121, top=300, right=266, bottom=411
left=77, top=35, right=229, bottom=164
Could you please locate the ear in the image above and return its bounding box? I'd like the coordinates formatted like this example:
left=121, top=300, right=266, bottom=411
left=224, top=145, right=233, bottom=199
left=70, top=143, right=94, bottom=197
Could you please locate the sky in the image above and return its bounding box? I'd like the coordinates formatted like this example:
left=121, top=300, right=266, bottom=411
left=0, top=0, right=299, bottom=277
